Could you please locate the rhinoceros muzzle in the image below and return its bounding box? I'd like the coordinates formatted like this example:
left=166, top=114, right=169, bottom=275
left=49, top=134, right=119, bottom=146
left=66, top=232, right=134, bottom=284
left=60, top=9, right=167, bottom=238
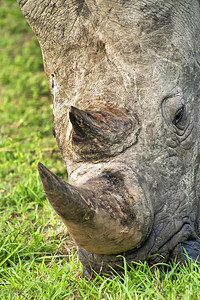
left=38, top=161, right=153, bottom=255
left=37, top=102, right=200, bottom=274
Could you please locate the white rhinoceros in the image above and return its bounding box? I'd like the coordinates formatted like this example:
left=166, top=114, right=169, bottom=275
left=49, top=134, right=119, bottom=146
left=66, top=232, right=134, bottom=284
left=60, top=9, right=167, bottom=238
left=18, top=0, right=200, bottom=276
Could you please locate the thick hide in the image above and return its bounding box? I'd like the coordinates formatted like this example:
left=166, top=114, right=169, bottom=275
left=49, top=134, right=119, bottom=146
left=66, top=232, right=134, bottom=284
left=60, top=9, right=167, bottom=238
left=17, top=0, right=200, bottom=275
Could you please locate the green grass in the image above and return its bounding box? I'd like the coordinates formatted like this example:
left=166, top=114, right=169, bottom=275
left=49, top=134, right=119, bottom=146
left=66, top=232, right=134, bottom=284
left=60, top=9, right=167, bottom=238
left=0, top=1, right=200, bottom=299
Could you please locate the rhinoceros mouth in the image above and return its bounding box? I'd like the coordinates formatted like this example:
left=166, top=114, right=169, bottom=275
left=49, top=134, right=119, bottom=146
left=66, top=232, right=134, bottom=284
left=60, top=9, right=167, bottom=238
left=78, top=222, right=200, bottom=276
left=148, top=222, right=200, bottom=264
left=181, top=239, right=200, bottom=262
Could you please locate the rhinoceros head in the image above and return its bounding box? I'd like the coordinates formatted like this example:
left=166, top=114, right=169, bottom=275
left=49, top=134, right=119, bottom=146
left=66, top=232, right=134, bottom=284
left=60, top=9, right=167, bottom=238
left=18, top=0, right=200, bottom=275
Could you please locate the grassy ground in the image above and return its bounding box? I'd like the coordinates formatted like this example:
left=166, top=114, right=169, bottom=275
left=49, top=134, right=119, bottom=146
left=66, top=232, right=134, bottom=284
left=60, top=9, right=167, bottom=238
left=0, top=1, right=200, bottom=299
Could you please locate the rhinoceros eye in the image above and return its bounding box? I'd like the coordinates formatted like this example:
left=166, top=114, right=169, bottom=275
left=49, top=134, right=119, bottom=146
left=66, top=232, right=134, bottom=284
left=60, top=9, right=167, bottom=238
left=173, top=106, right=184, bottom=125
left=161, top=93, right=187, bottom=130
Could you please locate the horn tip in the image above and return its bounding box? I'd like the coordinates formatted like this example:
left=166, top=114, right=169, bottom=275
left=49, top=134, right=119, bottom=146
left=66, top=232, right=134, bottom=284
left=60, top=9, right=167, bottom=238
left=37, top=161, right=47, bottom=175
left=37, top=161, right=55, bottom=183
left=37, top=161, right=43, bottom=169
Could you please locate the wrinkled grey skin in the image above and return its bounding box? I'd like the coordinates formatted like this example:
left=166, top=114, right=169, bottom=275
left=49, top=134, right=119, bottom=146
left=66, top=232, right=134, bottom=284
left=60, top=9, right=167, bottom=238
left=18, top=0, right=200, bottom=276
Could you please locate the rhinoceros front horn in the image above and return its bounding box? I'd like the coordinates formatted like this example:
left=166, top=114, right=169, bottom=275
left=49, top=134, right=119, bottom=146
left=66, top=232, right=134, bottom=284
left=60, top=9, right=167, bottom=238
left=38, top=162, right=153, bottom=255
left=37, top=162, right=94, bottom=223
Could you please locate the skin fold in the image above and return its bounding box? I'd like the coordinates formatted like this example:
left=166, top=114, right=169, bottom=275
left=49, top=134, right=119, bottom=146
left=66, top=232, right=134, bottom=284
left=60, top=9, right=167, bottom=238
left=18, top=0, right=200, bottom=275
